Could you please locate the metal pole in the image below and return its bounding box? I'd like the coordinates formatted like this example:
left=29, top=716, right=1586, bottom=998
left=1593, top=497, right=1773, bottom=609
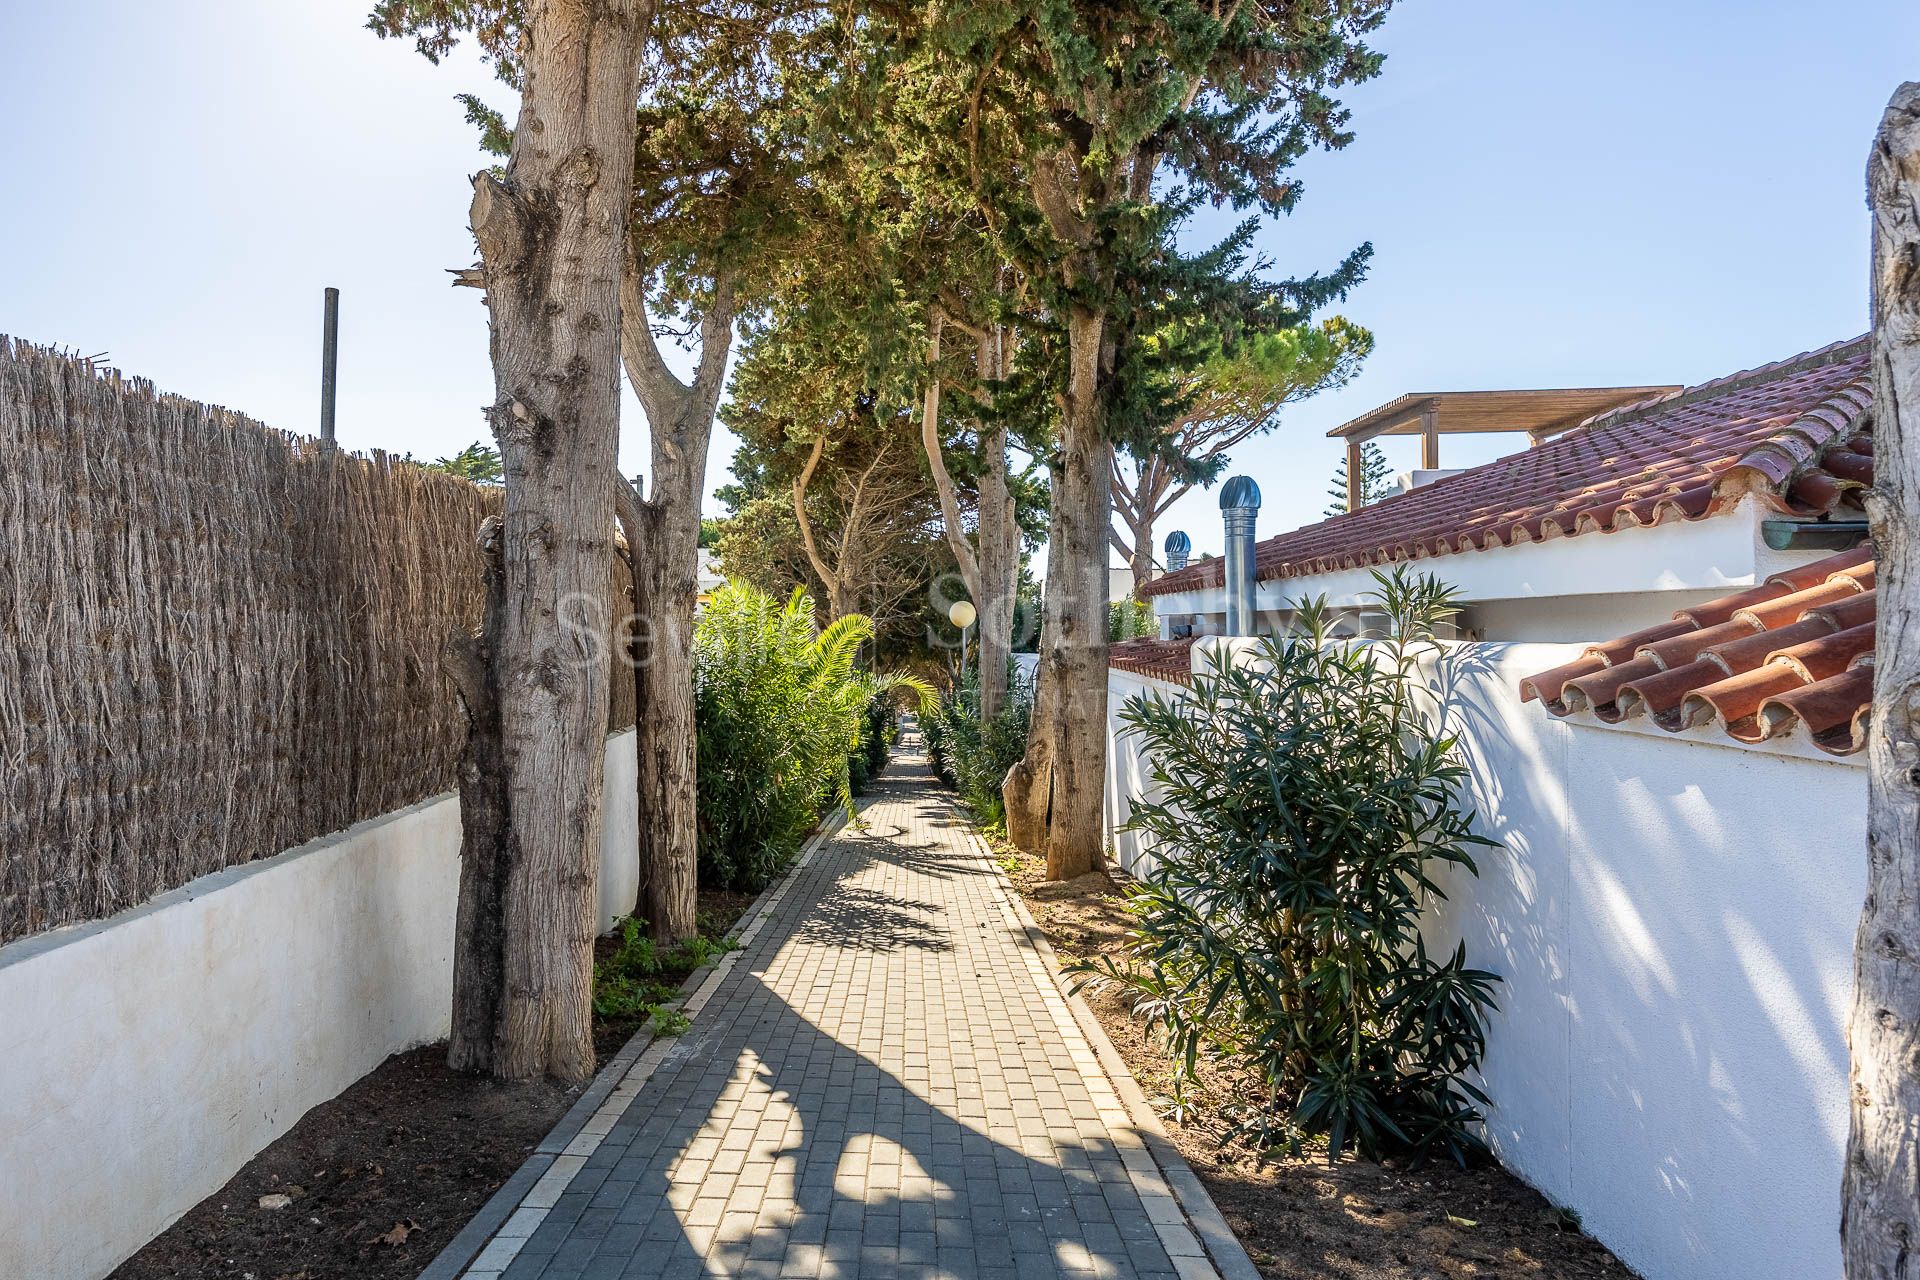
left=1220, top=476, right=1262, bottom=636
left=320, top=286, right=340, bottom=444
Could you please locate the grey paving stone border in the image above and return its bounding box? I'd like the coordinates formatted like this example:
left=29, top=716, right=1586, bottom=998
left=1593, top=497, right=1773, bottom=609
left=417, top=809, right=850, bottom=1280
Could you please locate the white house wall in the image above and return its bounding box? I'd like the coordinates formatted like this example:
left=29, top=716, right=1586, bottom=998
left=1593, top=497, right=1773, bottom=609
left=0, top=730, right=642, bottom=1280
left=1103, top=649, right=1865, bottom=1280
left=1151, top=501, right=1792, bottom=622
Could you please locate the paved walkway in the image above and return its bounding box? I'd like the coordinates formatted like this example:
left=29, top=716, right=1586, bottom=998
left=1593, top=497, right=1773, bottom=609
left=445, top=739, right=1249, bottom=1280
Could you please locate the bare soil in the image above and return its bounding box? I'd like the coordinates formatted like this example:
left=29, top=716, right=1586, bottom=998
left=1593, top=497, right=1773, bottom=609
left=997, top=844, right=1636, bottom=1280
left=109, top=888, right=759, bottom=1280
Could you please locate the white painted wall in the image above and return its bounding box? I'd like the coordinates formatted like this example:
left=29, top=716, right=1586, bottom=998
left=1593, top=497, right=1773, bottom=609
left=1104, top=668, right=1182, bottom=875
left=0, top=730, right=639, bottom=1280
left=1103, top=650, right=1865, bottom=1280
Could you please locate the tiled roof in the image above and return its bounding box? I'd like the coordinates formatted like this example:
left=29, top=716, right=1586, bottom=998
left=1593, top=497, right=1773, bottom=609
left=1520, top=544, right=1877, bottom=756
left=1108, top=637, right=1196, bottom=685
left=1143, top=337, right=1872, bottom=598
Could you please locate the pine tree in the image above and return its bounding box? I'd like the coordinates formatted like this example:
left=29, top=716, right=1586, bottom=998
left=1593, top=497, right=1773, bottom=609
left=1326, top=441, right=1393, bottom=516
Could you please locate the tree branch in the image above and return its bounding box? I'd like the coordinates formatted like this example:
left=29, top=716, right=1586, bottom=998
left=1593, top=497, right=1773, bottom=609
left=620, top=237, right=693, bottom=429
left=790, top=433, right=837, bottom=597
left=918, top=311, right=984, bottom=599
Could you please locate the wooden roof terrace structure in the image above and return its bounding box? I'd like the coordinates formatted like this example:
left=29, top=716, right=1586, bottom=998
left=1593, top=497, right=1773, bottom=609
left=1328, top=386, right=1682, bottom=510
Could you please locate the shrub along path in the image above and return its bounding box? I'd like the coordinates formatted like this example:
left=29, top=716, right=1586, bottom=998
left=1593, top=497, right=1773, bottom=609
left=436, top=734, right=1256, bottom=1279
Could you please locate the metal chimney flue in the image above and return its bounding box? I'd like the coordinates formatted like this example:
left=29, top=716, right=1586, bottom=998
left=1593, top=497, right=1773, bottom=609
left=1163, top=529, right=1191, bottom=574
left=1220, top=476, right=1261, bottom=636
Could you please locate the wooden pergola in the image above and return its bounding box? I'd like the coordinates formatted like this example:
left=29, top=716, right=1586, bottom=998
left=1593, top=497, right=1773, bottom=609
left=1327, top=386, right=1682, bottom=511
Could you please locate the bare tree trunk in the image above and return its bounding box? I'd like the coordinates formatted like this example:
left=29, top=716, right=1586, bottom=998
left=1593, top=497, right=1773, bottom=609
left=619, top=268, right=733, bottom=945
left=1846, top=80, right=1920, bottom=1280
left=921, top=315, right=1021, bottom=723
left=1000, top=484, right=1057, bottom=855
left=457, top=0, right=646, bottom=1083
left=447, top=518, right=509, bottom=1074
left=976, top=415, right=1018, bottom=723
left=1005, top=307, right=1109, bottom=878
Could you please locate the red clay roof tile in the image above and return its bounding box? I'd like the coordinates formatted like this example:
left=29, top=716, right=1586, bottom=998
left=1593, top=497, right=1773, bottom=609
left=1523, top=543, right=1878, bottom=756
left=1143, top=337, right=1871, bottom=599
left=1107, top=637, right=1196, bottom=686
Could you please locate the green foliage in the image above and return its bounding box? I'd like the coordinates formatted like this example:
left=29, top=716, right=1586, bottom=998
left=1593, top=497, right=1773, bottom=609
left=648, top=1007, right=693, bottom=1037
left=1326, top=441, right=1394, bottom=516
left=926, top=665, right=1033, bottom=827
left=1085, top=569, right=1500, bottom=1165
left=698, top=517, right=726, bottom=549
left=693, top=580, right=876, bottom=889
left=1108, top=599, right=1155, bottom=643
left=426, top=440, right=503, bottom=485
left=849, top=670, right=938, bottom=792
left=592, top=916, right=740, bottom=1027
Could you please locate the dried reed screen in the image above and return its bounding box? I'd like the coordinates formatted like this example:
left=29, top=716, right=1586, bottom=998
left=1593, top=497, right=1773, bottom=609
left=0, top=337, right=636, bottom=944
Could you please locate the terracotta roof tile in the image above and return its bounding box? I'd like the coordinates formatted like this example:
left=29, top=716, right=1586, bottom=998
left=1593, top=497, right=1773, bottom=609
left=1108, top=637, right=1196, bottom=686
left=1143, top=337, right=1872, bottom=599
left=1522, top=544, right=1878, bottom=756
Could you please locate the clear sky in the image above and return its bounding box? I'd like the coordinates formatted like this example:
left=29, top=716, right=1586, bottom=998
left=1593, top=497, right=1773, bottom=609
left=3, top=1, right=1915, bottom=563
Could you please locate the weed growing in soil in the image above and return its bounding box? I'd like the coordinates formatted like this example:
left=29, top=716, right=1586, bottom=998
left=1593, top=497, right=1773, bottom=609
left=592, top=917, right=739, bottom=1024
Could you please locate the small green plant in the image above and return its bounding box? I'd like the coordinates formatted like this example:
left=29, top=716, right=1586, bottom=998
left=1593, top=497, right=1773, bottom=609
left=648, top=1007, right=692, bottom=1037
left=592, top=916, right=742, bottom=1025
left=1083, top=568, right=1500, bottom=1166
left=927, top=664, right=1032, bottom=827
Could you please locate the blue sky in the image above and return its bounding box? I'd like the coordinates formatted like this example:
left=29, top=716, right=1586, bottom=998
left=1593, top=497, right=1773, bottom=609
left=2, top=1, right=1915, bottom=561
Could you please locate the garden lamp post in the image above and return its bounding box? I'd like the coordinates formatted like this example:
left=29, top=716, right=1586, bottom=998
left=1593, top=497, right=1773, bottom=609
left=949, top=599, right=977, bottom=685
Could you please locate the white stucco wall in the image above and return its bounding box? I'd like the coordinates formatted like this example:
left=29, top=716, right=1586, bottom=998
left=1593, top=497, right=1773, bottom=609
left=0, top=729, right=639, bottom=1280
left=1104, top=649, right=1866, bottom=1280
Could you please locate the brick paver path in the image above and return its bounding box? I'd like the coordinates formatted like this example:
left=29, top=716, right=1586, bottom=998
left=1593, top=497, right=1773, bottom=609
left=459, top=739, right=1236, bottom=1280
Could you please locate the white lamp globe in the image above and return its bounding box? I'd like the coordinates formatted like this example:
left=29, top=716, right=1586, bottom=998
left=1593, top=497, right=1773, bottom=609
left=948, top=600, right=977, bottom=629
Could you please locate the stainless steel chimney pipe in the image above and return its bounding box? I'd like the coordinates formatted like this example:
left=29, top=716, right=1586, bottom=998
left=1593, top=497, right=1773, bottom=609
left=1219, top=477, right=1261, bottom=636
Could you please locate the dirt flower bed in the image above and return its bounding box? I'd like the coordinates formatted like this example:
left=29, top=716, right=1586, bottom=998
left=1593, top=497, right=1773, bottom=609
left=110, top=888, right=758, bottom=1280
left=994, top=841, right=1635, bottom=1280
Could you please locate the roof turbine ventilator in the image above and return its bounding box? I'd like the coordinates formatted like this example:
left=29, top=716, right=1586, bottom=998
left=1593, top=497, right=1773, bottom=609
left=1220, top=477, right=1261, bottom=637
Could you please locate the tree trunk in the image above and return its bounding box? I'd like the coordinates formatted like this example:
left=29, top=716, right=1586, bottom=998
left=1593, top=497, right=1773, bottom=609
left=977, top=417, right=1018, bottom=723
left=618, top=270, right=732, bottom=947
left=921, top=315, right=1021, bottom=724
left=1005, top=307, right=1109, bottom=878
left=447, top=518, right=509, bottom=1074
left=615, top=477, right=701, bottom=947
left=1846, top=80, right=1920, bottom=1280
left=458, top=0, right=646, bottom=1083
left=629, top=499, right=700, bottom=943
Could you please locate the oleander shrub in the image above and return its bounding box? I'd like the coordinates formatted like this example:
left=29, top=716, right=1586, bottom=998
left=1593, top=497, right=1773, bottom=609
left=693, top=581, right=875, bottom=890
left=848, top=673, right=934, bottom=793
left=1085, top=569, right=1501, bottom=1165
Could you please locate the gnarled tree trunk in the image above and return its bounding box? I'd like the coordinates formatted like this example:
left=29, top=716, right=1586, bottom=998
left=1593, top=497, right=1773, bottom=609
left=451, top=0, right=647, bottom=1083
left=619, top=266, right=733, bottom=945
left=1846, top=80, right=1920, bottom=1280
left=446, top=518, right=509, bottom=1074
left=1005, top=305, right=1109, bottom=879
left=976, top=414, right=1019, bottom=722
left=920, top=314, right=1021, bottom=723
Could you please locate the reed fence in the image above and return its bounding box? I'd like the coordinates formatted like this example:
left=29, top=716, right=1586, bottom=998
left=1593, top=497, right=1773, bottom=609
left=0, top=337, right=635, bottom=944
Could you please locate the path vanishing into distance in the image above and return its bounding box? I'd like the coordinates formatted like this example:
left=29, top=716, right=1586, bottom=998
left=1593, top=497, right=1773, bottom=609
left=430, top=733, right=1257, bottom=1280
